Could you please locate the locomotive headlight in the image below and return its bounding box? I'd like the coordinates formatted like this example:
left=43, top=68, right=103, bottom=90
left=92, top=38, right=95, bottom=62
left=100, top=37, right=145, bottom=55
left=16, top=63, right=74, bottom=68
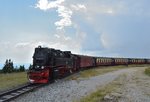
left=41, top=66, right=44, bottom=69
left=29, top=79, right=35, bottom=83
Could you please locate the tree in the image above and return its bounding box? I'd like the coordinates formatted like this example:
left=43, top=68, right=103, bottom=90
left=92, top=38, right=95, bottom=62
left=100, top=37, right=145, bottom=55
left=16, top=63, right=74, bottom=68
left=2, top=59, right=14, bottom=73
left=19, top=65, right=25, bottom=72
left=14, top=66, right=19, bottom=72
left=2, top=59, right=8, bottom=73
left=29, top=64, right=33, bottom=70
left=0, top=69, right=2, bottom=73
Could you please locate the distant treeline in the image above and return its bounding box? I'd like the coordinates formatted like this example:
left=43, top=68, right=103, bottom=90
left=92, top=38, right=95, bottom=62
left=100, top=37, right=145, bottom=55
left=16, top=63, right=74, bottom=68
left=0, top=59, right=32, bottom=73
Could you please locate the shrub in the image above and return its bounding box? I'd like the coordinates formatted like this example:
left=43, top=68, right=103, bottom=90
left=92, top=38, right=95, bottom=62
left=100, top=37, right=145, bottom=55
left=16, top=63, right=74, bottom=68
left=145, top=67, right=150, bottom=76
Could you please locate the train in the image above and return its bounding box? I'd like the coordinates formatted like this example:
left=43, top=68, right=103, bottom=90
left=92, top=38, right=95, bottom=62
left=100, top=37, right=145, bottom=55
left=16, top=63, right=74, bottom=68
left=27, top=46, right=150, bottom=83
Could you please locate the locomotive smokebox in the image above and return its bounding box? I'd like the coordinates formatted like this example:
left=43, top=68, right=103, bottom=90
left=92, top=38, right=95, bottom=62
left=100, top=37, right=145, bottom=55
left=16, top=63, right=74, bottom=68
left=33, top=46, right=53, bottom=68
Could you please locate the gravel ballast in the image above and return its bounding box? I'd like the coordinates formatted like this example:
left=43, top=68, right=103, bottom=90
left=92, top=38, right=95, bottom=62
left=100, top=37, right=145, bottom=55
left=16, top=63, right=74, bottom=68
left=117, top=67, right=150, bottom=102
left=12, top=67, right=147, bottom=102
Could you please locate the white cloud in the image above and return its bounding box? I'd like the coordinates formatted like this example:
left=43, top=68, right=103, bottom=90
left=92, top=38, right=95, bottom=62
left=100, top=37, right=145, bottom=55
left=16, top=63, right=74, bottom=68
left=15, top=42, right=30, bottom=48
left=35, top=0, right=87, bottom=30
left=52, top=33, right=81, bottom=52
left=35, top=0, right=72, bottom=29
left=35, top=0, right=49, bottom=10
left=107, top=8, right=114, bottom=14
left=71, top=4, right=86, bottom=11
left=36, top=0, right=65, bottom=10
left=55, top=5, right=72, bottom=29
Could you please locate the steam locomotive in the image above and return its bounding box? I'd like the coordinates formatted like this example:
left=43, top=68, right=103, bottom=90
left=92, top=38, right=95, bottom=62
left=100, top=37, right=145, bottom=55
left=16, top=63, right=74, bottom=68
left=28, top=46, right=150, bottom=83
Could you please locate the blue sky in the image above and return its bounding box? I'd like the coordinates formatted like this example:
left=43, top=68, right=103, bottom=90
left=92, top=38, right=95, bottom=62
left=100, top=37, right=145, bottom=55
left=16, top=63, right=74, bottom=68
left=0, top=0, right=150, bottom=63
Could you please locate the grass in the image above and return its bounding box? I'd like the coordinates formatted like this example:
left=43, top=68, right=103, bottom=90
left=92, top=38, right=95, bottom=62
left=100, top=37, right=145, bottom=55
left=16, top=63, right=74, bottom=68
left=128, top=64, right=150, bottom=67
left=68, top=65, right=128, bottom=80
left=0, top=72, right=28, bottom=91
left=74, top=64, right=150, bottom=79
left=78, top=74, right=125, bottom=102
left=145, top=67, right=150, bottom=76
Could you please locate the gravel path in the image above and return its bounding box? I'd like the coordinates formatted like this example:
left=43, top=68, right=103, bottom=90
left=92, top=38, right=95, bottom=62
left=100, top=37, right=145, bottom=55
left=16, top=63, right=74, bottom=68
left=116, top=67, right=150, bottom=102
left=12, top=67, right=145, bottom=102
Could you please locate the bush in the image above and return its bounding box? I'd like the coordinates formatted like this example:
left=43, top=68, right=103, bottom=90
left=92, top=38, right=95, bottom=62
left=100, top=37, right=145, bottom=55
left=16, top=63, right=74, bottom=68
left=145, top=67, right=150, bottom=76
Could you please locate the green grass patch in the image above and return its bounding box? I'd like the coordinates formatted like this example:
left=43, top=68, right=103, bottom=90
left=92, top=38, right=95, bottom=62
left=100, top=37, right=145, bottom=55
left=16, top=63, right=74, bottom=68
left=68, top=65, right=127, bottom=80
left=0, top=72, right=28, bottom=91
left=128, top=64, right=150, bottom=67
left=79, top=66, right=126, bottom=78
left=145, top=67, right=150, bottom=76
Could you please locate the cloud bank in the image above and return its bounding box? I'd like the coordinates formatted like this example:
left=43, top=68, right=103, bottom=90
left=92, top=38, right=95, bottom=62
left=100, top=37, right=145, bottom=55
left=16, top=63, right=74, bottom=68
left=34, top=0, right=150, bottom=58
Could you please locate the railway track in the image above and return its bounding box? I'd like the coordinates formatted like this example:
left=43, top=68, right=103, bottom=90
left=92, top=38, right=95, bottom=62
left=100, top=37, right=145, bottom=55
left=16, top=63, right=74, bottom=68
left=0, top=83, right=43, bottom=102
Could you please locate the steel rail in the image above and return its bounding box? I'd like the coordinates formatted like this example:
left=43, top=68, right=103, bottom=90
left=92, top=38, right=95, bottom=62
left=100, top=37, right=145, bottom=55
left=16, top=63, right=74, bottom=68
left=0, top=83, right=43, bottom=102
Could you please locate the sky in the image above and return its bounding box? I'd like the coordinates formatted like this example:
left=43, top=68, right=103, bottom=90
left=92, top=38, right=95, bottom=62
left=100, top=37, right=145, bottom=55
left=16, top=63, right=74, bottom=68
left=0, top=0, right=150, bottom=63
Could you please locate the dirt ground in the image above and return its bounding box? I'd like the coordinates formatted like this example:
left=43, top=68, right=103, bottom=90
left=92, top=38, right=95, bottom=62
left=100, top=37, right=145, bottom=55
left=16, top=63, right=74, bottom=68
left=104, top=67, right=150, bottom=102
